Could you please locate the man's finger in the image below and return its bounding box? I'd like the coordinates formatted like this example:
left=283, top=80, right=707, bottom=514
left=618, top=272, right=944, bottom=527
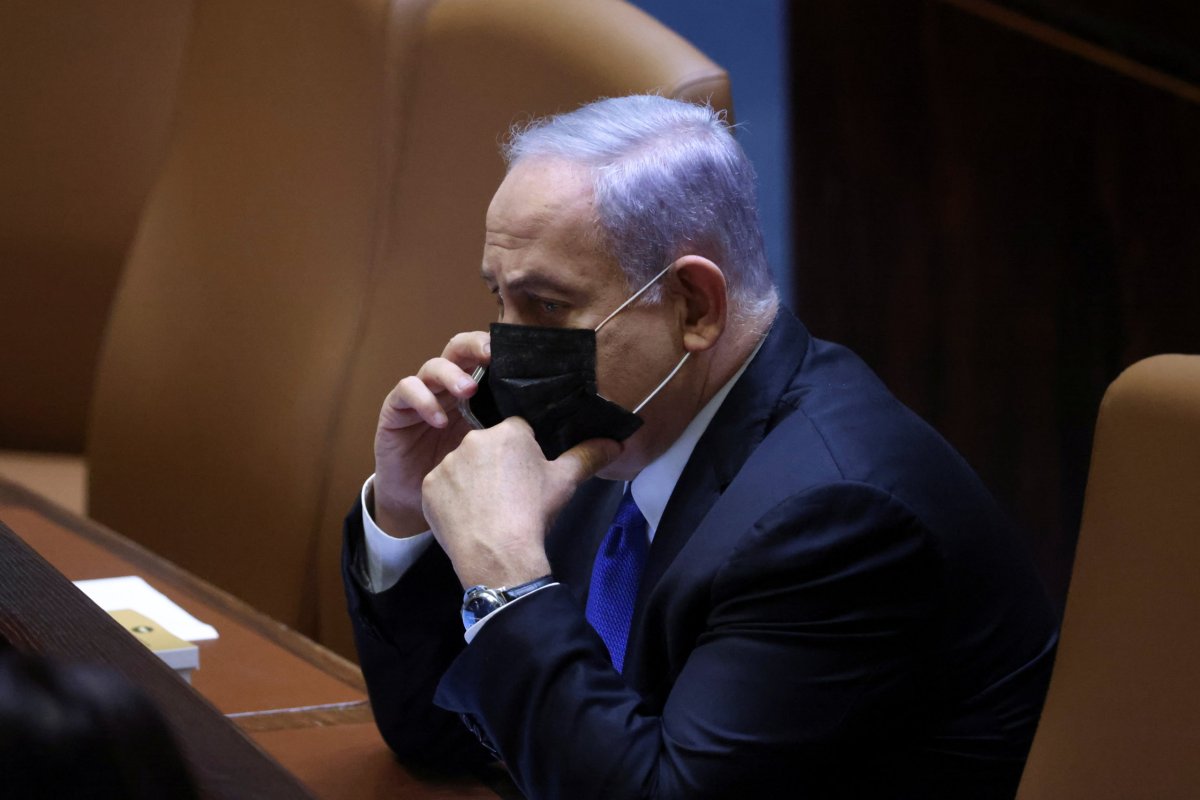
left=416, top=357, right=481, bottom=400
left=442, top=331, right=492, bottom=369
left=382, top=375, right=448, bottom=428
left=554, top=437, right=622, bottom=485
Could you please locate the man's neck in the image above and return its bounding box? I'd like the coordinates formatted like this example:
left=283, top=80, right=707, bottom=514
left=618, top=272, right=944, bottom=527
left=698, top=307, right=776, bottom=408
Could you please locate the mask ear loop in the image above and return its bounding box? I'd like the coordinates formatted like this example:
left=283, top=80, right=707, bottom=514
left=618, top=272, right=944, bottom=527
left=593, top=264, right=673, bottom=333
left=632, top=351, right=690, bottom=414
left=592, top=263, right=691, bottom=415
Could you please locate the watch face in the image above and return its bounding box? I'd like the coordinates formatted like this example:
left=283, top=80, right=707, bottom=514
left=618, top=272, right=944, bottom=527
left=462, top=587, right=505, bottom=629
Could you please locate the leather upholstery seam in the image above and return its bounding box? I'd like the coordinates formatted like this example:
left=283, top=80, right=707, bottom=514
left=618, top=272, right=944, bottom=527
left=304, top=0, right=437, bottom=639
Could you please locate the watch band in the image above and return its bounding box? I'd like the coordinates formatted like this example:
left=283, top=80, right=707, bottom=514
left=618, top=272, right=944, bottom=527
left=461, top=574, right=555, bottom=630
left=501, top=574, right=556, bottom=601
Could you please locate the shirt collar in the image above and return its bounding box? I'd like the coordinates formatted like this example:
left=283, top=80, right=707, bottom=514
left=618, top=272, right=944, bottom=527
left=630, top=338, right=764, bottom=541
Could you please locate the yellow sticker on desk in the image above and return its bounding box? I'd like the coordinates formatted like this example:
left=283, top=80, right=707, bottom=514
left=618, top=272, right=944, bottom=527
left=109, top=608, right=199, bottom=678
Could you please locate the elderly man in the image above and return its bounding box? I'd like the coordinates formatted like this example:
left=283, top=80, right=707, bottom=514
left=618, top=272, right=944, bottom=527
left=344, top=95, right=1057, bottom=799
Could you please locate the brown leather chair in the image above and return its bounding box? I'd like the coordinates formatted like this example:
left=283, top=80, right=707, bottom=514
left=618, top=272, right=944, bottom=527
left=1016, top=355, right=1200, bottom=799
left=0, top=1, right=191, bottom=456
left=87, top=0, right=731, bottom=658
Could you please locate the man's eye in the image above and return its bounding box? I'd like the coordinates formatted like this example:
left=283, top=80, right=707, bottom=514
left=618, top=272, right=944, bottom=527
left=531, top=294, right=568, bottom=315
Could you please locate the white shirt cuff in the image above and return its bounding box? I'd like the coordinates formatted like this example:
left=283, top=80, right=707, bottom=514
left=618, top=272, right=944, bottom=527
left=360, top=474, right=434, bottom=593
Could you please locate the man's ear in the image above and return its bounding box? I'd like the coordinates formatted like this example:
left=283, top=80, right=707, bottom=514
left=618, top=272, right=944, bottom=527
left=669, top=256, right=728, bottom=353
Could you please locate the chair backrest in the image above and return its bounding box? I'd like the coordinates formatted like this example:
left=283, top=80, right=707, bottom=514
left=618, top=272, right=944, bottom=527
left=0, top=0, right=191, bottom=452
left=87, top=0, right=731, bottom=657
left=1016, top=355, right=1200, bottom=799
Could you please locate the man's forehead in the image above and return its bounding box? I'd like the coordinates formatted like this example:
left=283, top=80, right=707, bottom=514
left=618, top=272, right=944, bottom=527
left=480, top=157, right=628, bottom=298
left=484, top=215, right=555, bottom=247
left=487, top=159, right=594, bottom=230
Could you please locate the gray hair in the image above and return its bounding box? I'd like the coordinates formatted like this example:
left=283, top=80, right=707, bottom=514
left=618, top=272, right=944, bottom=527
left=502, top=95, right=777, bottom=321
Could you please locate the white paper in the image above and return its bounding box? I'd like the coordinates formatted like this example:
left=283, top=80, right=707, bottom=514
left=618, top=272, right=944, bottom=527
left=74, top=576, right=219, bottom=642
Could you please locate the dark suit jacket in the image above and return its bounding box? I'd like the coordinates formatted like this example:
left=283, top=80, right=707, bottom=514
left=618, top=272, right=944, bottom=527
left=344, top=310, right=1058, bottom=799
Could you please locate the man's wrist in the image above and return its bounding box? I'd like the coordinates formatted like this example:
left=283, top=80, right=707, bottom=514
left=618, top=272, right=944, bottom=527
left=358, top=475, right=435, bottom=592
left=453, top=552, right=552, bottom=591
left=370, top=483, right=428, bottom=538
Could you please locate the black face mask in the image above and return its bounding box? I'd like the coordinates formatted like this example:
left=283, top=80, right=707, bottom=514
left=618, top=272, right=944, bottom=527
left=461, top=323, right=644, bottom=459
left=459, top=264, right=688, bottom=460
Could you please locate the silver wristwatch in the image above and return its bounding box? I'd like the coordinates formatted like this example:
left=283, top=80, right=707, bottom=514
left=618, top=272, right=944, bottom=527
left=461, top=575, right=555, bottom=629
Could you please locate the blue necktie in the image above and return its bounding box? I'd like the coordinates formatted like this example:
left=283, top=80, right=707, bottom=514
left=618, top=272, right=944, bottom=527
left=585, top=487, right=649, bottom=673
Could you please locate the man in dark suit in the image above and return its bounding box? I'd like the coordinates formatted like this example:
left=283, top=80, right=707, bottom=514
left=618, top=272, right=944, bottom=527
left=344, top=95, right=1058, bottom=799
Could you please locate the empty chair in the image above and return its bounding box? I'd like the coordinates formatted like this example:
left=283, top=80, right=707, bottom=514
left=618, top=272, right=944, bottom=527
left=0, top=0, right=192, bottom=509
left=1016, top=355, right=1200, bottom=799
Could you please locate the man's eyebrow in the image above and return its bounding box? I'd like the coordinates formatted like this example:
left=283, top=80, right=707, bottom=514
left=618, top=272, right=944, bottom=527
left=480, top=270, right=579, bottom=298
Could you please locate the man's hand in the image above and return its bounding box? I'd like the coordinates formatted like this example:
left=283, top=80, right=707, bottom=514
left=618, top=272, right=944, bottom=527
left=421, top=417, right=621, bottom=589
left=373, top=332, right=490, bottom=537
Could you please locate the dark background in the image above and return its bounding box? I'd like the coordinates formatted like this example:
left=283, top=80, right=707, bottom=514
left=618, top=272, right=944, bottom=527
left=788, top=0, right=1200, bottom=607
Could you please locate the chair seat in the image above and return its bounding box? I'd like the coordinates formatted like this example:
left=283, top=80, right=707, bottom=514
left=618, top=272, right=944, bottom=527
left=0, top=451, right=87, bottom=515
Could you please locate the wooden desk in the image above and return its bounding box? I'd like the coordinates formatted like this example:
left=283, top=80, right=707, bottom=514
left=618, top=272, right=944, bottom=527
left=0, top=478, right=508, bottom=799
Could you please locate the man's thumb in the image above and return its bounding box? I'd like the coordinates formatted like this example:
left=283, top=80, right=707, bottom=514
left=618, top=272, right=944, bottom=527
left=555, top=437, right=622, bottom=484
